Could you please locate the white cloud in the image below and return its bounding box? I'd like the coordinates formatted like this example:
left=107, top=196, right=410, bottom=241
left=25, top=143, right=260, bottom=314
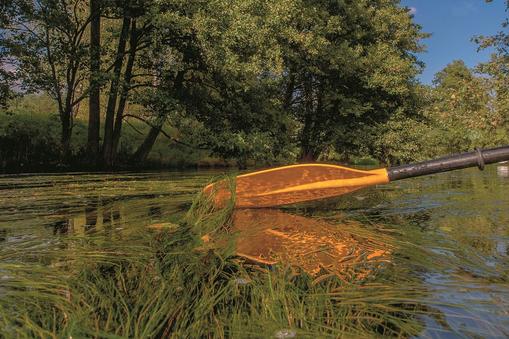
left=409, top=7, right=417, bottom=15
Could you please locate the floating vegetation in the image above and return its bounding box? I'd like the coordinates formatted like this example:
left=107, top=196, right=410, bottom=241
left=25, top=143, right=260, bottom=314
left=0, top=175, right=423, bottom=338
left=0, top=168, right=508, bottom=337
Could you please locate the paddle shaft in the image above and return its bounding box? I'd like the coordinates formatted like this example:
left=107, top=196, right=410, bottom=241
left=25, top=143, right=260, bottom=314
left=387, top=145, right=509, bottom=181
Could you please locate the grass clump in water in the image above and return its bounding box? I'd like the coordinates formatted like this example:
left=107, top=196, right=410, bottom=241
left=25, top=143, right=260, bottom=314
left=0, top=178, right=431, bottom=338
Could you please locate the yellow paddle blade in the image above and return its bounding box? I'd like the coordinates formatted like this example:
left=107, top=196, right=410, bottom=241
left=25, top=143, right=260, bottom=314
left=205, top=163, right=389, bottom=208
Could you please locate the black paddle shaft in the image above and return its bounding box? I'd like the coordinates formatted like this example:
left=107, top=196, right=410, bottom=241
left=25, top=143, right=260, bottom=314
left=387, top=145, right=509, bottom=181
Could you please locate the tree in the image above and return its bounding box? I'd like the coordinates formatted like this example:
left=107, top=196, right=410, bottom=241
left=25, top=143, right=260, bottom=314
left=0, top=68, right=14, bottom=109
left=0, top=0, right=436, bottom=168
left=474, top=0, right=509, bottom=142
left=129, top=0, right=291, bottom=165
left=478, top=56, right=509, bottom=138
left=98, top=0, right=163, bottom=167
left=0, top=1, right=16, bottom=109
left=87, top=0, right=101, bottom=161
left=358, top=53, right=505, bottom=165
left=370, top=84, right=433, bottom=164
left=425, top=60, right=500, bottom=153
left=2, top=0, right=91, bottom=157
left=277, top=0, right=425, bottom=161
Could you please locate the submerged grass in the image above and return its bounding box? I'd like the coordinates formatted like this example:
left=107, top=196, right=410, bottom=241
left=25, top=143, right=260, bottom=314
left=1, top=178, right=440, bottom=338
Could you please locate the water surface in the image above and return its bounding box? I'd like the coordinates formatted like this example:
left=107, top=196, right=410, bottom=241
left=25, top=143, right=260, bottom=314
left=1, top=166, right=508, bottom=337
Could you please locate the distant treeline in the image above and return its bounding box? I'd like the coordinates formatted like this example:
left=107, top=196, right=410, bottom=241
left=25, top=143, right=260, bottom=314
left=1, top=0, right=508, bottom=172
left=0, top=102, right=226, bottom=172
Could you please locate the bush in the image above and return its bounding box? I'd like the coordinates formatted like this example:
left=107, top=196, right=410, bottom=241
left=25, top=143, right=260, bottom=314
left=0, top=99, right=219, bottom=171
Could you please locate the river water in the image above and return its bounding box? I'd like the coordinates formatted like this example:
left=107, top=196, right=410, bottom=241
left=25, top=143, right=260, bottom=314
left=1, top=165, right=508, bottom=337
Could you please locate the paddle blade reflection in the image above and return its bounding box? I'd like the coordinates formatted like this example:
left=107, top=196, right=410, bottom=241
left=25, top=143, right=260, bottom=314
left=232, top=209, right=392, bottom=279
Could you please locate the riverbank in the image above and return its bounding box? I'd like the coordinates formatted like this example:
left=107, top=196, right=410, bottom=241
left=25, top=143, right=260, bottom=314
left=0, top=110, right=380, bottom=174
left=0, top=110, right=232, bottom=173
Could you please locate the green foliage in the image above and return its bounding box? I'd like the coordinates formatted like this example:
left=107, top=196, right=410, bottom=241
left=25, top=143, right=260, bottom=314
left=0, top=69, right=14, bottom=109
left=2, top=0, right=508, bottom=170
left=133, top=0, right=293, bottom=165
left=206, top=130, right=295, bottom=168
left=0, top=96, right=220, bottom=171
left=425, top=59, right=509, bottom=154
left=375, top=58, right=509, bottom=165
left=277, top=0, right=426, bottom=160
left=427, top=60, right=498, bottom=153
left=1, top=0, right=92, bottom=156
left=372, top=110, right=434, bottom=165
left=474, top=2, right=509, bottom=139
left=0, top=1, right=17, bottom=108
left=0, top=111, right=62, bottom=169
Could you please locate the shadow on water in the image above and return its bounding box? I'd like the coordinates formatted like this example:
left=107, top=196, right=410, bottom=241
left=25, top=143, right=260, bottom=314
left=0, top=166, right=508, bottom=336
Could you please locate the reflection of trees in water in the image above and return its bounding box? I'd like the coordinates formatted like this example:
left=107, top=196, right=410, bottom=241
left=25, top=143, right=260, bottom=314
left=328, top=169, right=509, bottom=264
left=435, top=215, right=504, bottom=258
left=102, top=202, right=112, bottom=225
left=102, top=200, right=120, bottom=238
left=85, top=197, right=99, bottom=234
left=440, top=174, right=472, bottom=190
left=424, top=170, right=509, bottom=260
left=51, top=220, right=69, bottom=235
left=113, top=208, right=121, bottom=222
left=40, top=197, right=171, bottom=237
left=149, top=206, right=162, bottom=219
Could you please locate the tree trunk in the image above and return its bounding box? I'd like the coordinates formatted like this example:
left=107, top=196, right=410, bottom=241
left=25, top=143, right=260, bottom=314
left=111, top=19, right=138, bottom=164
left=298, top=75, right=317, bottom=162
left=283, top=70, right=295, bottom=111
left=102, top=15, right=131, bottom=167
left=298, top=77, right=327, bottom=162
left=299, top=148, right=317, bottom=162
left=87, top=0, right=101, bottom=163
left=299, top=121, right=317, bottom=162
left=132, top=122, right=163, bottom=163
left=130, top=65, right=186, bottom=164
left=60, top=111, right=72, bottom=159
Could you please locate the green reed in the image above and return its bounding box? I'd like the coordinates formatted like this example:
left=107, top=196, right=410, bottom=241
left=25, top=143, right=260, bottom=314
left=0, top=178, right=450, bottom=338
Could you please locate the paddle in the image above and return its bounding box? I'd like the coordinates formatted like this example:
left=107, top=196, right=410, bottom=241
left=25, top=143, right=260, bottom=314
left=205, top=145, right=509, bottom=208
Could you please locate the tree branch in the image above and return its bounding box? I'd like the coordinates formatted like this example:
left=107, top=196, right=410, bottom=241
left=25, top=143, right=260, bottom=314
left=125, top=119, right=145, bottom=135
left=123, top=114, right=209, bottom=150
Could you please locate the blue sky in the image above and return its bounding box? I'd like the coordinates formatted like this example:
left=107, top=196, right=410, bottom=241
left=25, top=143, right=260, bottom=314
left=401, top=0, right=507, bottom=84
